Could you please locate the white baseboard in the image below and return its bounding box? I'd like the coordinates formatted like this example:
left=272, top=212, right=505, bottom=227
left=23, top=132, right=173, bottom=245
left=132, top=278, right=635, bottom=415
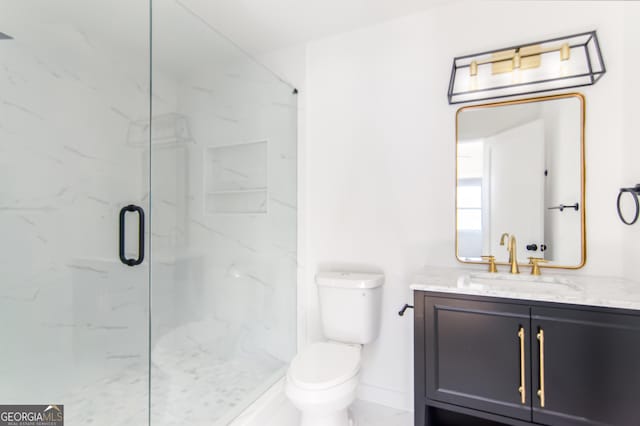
left=356, top=383, right=410, bottom=411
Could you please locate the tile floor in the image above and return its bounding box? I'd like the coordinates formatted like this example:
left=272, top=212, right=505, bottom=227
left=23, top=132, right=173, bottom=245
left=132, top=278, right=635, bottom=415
left=264, top=398, right=413, bottom=426
left=350, top=400, right=413, bottom=426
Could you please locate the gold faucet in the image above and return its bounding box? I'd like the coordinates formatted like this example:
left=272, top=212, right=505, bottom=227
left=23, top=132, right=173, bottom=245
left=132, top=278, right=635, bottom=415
left=528, top=257, right=548, bottom=276
left=499, top=233, right=520, bottom=274
left=481, top=255, right=498, bottom=273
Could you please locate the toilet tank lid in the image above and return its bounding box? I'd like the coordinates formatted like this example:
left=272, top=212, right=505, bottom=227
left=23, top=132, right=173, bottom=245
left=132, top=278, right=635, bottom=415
left=316, top=272, right=384, bottom=289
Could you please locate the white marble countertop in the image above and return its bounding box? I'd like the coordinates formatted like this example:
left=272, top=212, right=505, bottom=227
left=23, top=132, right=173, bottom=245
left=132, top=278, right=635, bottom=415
left=410, top=266, right=640, bottom=311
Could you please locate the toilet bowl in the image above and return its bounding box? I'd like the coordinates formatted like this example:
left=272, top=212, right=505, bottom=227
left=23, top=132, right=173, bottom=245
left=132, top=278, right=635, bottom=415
left=285, top=342, right=361, bottom=426
left=285, top=271, right=384, bottom=426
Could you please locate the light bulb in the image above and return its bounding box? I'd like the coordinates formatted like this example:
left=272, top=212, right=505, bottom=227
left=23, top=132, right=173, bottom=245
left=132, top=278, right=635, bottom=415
left=469, top=60, right=478, bottom=77
left=513, top=51, right=521, bottom=69
left=560, top=43, right=570, bottom=61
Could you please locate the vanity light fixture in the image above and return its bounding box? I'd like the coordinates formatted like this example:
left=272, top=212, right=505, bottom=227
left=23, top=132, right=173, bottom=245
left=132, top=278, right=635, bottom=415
left=448, top=31, right=605, bottom=104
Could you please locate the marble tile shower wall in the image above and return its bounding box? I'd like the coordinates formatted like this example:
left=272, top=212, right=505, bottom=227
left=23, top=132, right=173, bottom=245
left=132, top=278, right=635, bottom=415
left=0, top=21, right=150, bottom=403
left=149, top=61, right=298, bottom=363
left=0, top=5, right=297, bottom=420
left=145, top=52, right=298, bottom=424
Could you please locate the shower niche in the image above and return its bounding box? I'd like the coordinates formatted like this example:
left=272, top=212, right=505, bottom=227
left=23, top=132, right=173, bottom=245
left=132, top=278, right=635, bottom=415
left=205, top=140, right=269, bottom=215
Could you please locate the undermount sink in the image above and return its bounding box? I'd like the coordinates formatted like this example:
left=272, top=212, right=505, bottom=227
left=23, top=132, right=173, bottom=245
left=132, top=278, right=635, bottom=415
left=457, top=272, right=581, bottom=294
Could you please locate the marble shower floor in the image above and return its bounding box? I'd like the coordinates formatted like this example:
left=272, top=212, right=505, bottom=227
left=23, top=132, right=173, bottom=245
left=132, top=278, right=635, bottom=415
left=150, top=349, right=284, bottom=426
left=63, top=349, right=284, bottom=425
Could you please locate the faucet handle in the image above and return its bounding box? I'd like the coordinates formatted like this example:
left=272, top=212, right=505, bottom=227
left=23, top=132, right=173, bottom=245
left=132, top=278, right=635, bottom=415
left=528, top=257, right=548, bottom=276
left=481, top=255, right=498, bottom=273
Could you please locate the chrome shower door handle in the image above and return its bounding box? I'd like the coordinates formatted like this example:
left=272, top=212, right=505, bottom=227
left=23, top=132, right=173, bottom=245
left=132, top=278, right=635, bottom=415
left=119, top=204, right=145, bottom=266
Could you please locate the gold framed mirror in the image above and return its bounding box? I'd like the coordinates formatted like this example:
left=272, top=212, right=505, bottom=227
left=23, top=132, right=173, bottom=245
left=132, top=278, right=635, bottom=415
left=456, top=93, right=586, bottom=270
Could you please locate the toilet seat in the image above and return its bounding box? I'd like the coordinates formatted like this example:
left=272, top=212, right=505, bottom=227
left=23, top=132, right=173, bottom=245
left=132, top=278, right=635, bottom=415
left=287, top=342, right=361, bottom=390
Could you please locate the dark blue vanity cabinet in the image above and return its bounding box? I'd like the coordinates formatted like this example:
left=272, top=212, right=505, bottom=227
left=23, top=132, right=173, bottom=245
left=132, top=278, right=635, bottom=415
left=414, top=291, right=640, bottom=426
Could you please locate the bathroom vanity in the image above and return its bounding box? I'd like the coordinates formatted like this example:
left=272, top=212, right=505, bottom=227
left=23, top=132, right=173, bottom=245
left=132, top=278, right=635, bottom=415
left=411, top=268, right=640, bottom=426
left=425, top=36, right=629, bottom=426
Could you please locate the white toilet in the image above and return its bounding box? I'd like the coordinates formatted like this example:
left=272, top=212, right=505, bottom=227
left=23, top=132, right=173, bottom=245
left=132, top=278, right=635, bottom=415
left=286, top=271, right=384, bottom=426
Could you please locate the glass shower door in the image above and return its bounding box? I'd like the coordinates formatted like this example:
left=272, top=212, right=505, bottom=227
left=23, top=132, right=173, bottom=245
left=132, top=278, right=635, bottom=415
left=150, top=1, right=298, bottom=424
left=0, top=2, right=151, bottom=424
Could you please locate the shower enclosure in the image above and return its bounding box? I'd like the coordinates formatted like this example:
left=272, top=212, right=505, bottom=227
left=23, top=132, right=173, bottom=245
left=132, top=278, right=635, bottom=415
left=0, top=1, right=297, bottom=424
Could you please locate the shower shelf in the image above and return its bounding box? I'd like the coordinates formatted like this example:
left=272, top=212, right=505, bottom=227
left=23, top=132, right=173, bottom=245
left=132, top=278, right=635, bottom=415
left=205, top=141, right=268, bottom=215
left=205, top=190, right=268, bottom=215
left=127, top=113, right=193, bottom=147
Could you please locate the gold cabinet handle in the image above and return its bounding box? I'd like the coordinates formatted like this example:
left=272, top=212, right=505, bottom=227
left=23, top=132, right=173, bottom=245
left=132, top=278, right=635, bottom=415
left=537, top=328, right=545, bottom=407
left=518, top=327, right=526, bottom=404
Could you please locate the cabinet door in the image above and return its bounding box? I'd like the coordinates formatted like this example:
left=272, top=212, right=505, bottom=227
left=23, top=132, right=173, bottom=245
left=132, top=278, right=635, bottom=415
left=424, top=296, right=532, bottom=421
left=531, top=307, right=640, bottom=426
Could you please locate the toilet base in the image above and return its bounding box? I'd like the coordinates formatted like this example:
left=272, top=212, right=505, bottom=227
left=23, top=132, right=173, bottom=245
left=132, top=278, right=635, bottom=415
left=300, top=408, right=351, bottom=426
left=285, top=346, right=360, bottom=426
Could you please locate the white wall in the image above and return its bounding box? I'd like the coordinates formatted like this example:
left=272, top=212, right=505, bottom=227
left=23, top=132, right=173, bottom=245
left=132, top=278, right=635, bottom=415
left=297, top=0, right=638, bottom=411
left=622, top=4, right=640, bottom=282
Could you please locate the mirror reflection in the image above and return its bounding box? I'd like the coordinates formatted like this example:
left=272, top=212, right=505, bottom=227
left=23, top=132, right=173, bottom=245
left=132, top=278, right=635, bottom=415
left=456, top=94, right=585, bottom=268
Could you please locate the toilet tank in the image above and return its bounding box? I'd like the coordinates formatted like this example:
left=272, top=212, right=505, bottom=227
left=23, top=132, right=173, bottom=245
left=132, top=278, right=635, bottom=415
left=316, top=272, right=384, bottom=345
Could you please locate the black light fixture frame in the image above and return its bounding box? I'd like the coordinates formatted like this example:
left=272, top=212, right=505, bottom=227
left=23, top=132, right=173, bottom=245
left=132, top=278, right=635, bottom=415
left=447, top=31, right=606, bottom=105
